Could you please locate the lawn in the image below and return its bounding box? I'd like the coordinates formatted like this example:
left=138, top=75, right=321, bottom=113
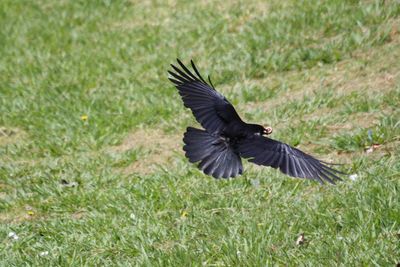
left=0, top=0, right=399, bottom=265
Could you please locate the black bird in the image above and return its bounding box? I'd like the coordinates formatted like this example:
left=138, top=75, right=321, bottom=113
left=168, top=59, right=343, bottom=184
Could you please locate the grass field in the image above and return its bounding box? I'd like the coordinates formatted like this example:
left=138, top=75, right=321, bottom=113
left=1, top=0, right=399, bottom=265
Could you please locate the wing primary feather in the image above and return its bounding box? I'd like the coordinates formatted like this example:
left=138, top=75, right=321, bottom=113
left=208, top=75, right=215, bottom=89
left=168, top=77, right=183, bottom=85
left=307, top=156, right=344, bottom=173
left=295, top=158, right=307, bottom=178
left=291, top=158, right=299, bottom=177
left=307, top=161, right=335, bottom=184
left=319, top=165, right=343, bottom=182
left=288, top=158, right=299, bottom=178
left=168, top=70, right=189, bottom=83
left=316, top=168, right=336, bottom=184
left=301, top=160, right=324, bottom=183
left=298, top=158, right=315, bottom=179
left=191, top=60, right=208, bottom=85
left=307, top=157, right=343, bottom=182
left=320, top=164, right=347, bottom=175
left=176, top=58, right=199, bottom=81
left=171, top=64, right=194, bottom=82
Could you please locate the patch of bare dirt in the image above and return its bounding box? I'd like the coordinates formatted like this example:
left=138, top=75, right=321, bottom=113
left=0, top=206, right=39, bottom=224
left=71, top=210, right=85, bottom=220
left=153, top=240, right=178, bottom=252
left=110, top=128, right=182, bottom=175
left=0, top=127, right=26, bottom=146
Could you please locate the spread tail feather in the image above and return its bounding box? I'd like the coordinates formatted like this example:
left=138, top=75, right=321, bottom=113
left=183, top=127, right=242, bottom=178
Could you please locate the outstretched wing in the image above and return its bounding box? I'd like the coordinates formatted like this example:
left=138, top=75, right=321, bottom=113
left=168, top=59, right=242, bottom=134
left=238, top=136, right=344, bottom=184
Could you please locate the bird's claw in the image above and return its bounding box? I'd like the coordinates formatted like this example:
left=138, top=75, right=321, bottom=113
left=263, top=126, right=273, bottom=135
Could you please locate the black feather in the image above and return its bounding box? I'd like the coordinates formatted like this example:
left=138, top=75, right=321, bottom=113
left=190, top=60, right=208, bottom=85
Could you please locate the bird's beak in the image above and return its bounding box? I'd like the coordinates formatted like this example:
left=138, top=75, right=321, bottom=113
left=263, top=126, right=273, bottom=135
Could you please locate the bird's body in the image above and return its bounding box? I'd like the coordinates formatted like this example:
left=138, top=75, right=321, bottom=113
left=169, top=59, right=344, bottom=184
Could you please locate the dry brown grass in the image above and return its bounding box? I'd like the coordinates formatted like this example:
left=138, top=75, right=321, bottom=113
left=153, top=240, right=178, bottom=252
left=0, top=127, right=26, bottom=146
left=0, top=205, right=39, bottom=224
left=71, top=210, right=86, bottom=220
left=110, top=128, right=182, bottom=175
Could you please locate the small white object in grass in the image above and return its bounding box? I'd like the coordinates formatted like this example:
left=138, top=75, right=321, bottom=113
left=296, top=233, right=305, bottom=245
left=8, top=232, right=19, bottom=240
left=61, top=179, right=78, bottom=187
left=365, top=144, right=380, bottom=154
left=39, top=251, right=49, bottom=257
left=349, top=174, right=358, bottom=181
left=129, top=213, right=136, bottom=220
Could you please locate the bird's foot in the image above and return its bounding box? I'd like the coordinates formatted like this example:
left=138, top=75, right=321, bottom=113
left=263, top=126, right=273, bottom=135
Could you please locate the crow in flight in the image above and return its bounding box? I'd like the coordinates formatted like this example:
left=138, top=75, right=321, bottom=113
left=168, top=59, right=343, bottom=184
